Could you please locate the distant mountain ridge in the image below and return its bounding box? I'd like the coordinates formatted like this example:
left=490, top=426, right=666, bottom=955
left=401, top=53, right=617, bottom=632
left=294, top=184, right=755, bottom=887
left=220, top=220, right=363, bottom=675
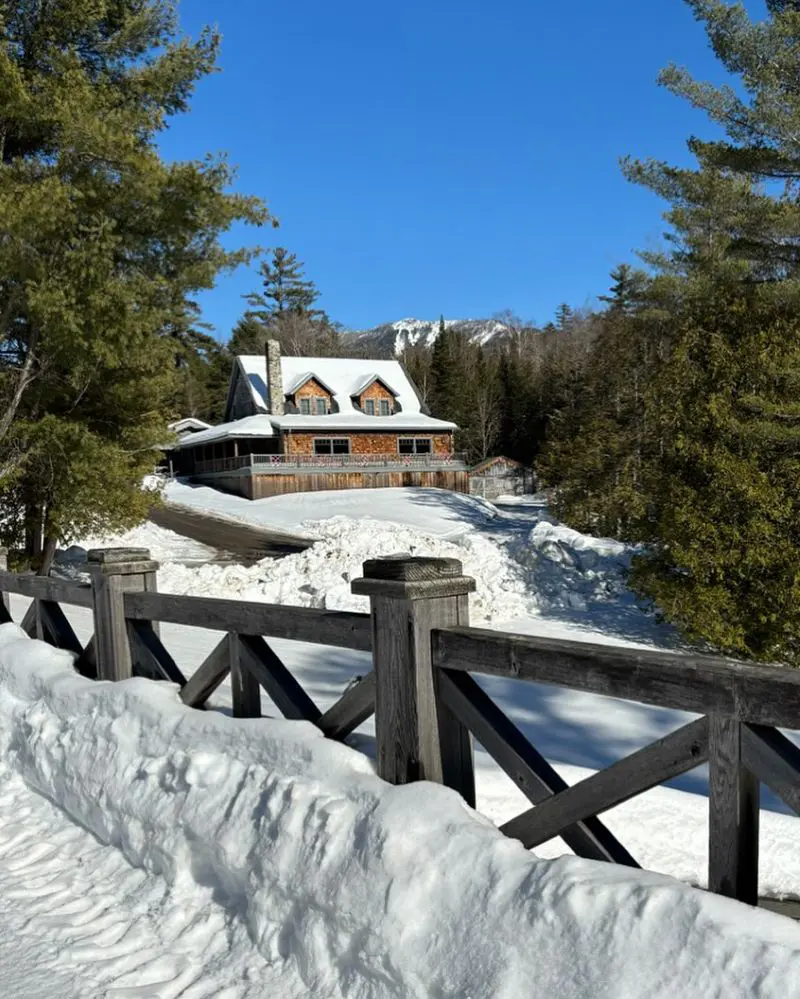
left=344, top=318, right=511, bottom=357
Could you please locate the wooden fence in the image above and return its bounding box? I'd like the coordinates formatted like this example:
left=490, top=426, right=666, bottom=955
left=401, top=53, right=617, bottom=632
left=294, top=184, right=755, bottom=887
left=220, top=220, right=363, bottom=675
left=1, top=546, right=799, bottom=909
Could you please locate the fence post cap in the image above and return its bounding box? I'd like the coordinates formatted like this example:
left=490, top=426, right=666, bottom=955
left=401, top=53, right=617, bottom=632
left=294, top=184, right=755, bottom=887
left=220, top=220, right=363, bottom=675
left=352, top=554, right=476, bottom=600
left=87, top=548, right=159, bottom=574
left=362, top=555, right=464, bottom=581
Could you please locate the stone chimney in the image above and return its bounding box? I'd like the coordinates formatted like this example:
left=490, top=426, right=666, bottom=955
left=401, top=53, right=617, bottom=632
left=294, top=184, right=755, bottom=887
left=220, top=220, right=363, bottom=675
left=265, top=339, right=284, bottom=415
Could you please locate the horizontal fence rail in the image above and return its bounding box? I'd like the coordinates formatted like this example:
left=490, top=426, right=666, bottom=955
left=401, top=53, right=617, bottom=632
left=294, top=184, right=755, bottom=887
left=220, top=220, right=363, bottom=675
left=430, top=625, right=800, bottom=907
left=124, top=591, right=372, bottom=652
left=2, top=546, right=799, bottom=913
left=194, top=453, right=467, bottom=475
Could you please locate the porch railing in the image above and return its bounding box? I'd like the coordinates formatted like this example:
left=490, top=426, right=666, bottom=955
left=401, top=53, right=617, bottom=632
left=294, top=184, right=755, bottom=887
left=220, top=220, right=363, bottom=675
left=194, top=453, right=467, bottom=475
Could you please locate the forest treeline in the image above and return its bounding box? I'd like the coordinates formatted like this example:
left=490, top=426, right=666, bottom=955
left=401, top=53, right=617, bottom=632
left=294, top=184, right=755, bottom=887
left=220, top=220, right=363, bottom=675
left=4, top=0, right=800, bottom=664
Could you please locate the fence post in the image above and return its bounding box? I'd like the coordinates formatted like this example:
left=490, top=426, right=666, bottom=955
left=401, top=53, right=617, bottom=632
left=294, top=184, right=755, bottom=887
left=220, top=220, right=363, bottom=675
left=88, top=547, right=159, bottom=682
left=708, top=715, right=759, bottom=905
left=0, top=547, right=9, bottom=622
left=352, top=555, right=477, bottom=804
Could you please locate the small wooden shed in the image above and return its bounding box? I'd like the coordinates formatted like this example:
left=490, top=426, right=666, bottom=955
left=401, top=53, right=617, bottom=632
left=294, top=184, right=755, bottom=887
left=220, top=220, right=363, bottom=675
left=468, top=456, right=534, bottom=500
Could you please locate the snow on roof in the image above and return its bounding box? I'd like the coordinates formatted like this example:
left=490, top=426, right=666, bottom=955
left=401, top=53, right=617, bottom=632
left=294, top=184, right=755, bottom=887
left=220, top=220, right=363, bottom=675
left=168, top=417, right=213, bottom=433
left=175, top=415, right=276, bottom=448
left=236, top=355, right=431, bottom=420
left=271, top=412, right=456, bottom=432
left=349, top=373, right=399, bottom=397
left=284, top=371, right=338, bottom=397
left=177, top=411, right=455, bottom=448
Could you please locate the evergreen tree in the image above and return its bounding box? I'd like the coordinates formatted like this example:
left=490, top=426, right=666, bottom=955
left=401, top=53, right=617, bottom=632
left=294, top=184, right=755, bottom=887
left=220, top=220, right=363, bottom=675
left=430, top=317, right=459, bottom=421
left=617, top=0, right=800, bottom=662
left=555, top=302, right=573, bottom=330
left=598, top=264, right=648, bottom=314
left=0, top=0, right=268, bottom=568
left=623, top=0, right=800, bottom=286
left=245, top=247, right=321, bottom=321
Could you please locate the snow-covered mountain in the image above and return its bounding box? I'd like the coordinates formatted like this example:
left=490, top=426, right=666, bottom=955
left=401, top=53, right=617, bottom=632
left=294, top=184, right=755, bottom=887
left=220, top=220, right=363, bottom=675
left=345, top=318, right=511, bottom=357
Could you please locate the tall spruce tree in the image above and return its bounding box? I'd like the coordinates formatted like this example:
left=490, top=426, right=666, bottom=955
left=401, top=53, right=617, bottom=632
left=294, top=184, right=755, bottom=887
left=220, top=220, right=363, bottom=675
left=619, top=0, right=800, bottom=662
left=245, top=247, right=321, bottom=320
left=0, top=0, right=268, bottom=568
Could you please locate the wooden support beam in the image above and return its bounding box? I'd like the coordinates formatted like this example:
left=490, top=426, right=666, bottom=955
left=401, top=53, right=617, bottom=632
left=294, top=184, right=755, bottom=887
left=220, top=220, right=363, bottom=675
left=19, top=602, right=38, bottom=639
left=438, top=669, right=637, bottom=865
left=433, top=627, right=800, bottom=729
left=0, top=571, right=92, bottom=607
left=37, top=600, right=84, bottom=657
left=352, top=557, right=476, bottom=805
left=500, top=714, right=709, bottom=851
left=124, top=591, right=371, bottom=652
left=742, top=724, right=800, bottom=818
left=180, top=637, right=230, bottom=708
left=238, top=633, right=321, bottom=723
left=708, top=716, right=759, bottom=905
left=89, top=549, right=159, bottom=682
left=317, top=671, right=376, bottom=740
left=229, top=633, right=261, bottom=718
left=0, top=548, right=10, bottom=622
left=128, top=619, right=187, bottom=686
left=75, top=635, right=98, bottom=680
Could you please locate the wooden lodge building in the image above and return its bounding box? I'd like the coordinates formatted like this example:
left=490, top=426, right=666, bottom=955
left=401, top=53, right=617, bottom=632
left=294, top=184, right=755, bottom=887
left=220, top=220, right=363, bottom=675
left=172, top=342, right=468, bottom=499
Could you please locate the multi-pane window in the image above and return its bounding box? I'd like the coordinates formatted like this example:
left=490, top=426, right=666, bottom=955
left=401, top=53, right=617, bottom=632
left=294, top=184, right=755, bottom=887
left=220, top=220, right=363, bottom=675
left=364, top=399, right=376, bottom=415
left=379, top=399, right=391, bottom=416
left=398, top=437, right=432, bottom=455
left=313, top=438, right=351, bottom=455
left=314, top=396, right=328, bottom=415
left=299, top=397, right=311, bottom=415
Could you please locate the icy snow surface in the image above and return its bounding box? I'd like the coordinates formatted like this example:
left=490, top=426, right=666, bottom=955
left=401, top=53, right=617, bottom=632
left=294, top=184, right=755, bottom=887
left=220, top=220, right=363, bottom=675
left=1, top=622, right=799, bottom=998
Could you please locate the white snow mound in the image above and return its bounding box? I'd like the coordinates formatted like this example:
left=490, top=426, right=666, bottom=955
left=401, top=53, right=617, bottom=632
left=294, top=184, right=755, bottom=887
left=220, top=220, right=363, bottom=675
left=158, top=515, right=535, bottom=624
left=0, top=624, right=798, bottom=998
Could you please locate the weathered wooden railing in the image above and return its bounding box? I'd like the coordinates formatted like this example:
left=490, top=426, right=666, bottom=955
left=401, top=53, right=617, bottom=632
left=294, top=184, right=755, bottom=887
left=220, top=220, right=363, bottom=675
left=1, top=546, right=799, bottom=909
left=0, top=546, right=376, bottom=741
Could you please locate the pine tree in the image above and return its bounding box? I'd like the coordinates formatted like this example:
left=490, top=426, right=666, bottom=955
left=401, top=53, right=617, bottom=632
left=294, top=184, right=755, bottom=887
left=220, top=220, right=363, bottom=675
left=623, top=0, right=800, bottom=286
left=245, top=248, right=321, bottom=320
left=0, top=1, right=268, bottom=568
left=598, top=264, right=648, bottom=315
left=618, top=0, right=800, bottom=662
left=555, top=303, right=573, bottom=331
left=430, top=317, right=459, bottom=421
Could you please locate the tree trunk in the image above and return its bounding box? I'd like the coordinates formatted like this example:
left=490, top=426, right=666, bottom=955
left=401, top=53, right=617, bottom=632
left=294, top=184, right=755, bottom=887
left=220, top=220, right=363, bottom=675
left=39, top=535, right=58, bottom=577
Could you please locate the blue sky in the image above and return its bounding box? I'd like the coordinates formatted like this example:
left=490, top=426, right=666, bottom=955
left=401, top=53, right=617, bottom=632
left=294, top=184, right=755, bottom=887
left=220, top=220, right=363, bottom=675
left=160, top=0, right=767, bottom=337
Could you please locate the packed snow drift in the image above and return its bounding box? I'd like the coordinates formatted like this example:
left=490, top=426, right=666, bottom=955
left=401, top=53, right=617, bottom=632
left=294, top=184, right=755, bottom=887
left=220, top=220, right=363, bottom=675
left=1, top=622, right=799, bottom=999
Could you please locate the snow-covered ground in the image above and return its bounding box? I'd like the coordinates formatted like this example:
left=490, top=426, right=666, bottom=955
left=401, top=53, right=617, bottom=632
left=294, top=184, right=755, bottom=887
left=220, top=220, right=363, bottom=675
left=0, top=622, right=798, bottom=998
left=3, top=484, right=800, bottom=994
left=55, top=486, right=800, bottom=894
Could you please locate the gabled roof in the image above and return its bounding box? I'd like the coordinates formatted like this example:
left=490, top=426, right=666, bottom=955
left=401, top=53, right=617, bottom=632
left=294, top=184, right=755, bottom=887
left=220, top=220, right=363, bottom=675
left=235, top=355, right=435, bottom=421
left=169, top=417, right=213, bottom=433
left=350, top=373, right=400, bottom=398
left=285, top=371, right=338, bottom=397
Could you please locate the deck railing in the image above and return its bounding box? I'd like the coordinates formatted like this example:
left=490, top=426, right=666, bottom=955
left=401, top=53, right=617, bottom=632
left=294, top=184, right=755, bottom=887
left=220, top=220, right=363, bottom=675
left=193, top=452, right=467, bottom=475
left=1, top=547, right=798, bottom=910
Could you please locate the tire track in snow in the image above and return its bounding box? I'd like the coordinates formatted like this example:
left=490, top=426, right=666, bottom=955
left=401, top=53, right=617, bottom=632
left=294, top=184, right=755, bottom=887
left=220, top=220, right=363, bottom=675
left=0, top=763, right=296, bottom=999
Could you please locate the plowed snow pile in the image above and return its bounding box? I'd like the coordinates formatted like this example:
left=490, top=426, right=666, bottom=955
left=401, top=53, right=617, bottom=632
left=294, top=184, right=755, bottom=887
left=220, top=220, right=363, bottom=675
left=158, top=516, right=535, bottom=624
left=1, top=622, right=799, bottom=998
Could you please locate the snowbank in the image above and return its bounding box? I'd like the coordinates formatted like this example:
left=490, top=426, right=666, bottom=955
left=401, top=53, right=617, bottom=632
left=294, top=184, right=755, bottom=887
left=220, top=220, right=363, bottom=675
left=157, top=515, right=535, bottom=624
left=68, top=522, right=216, bottom=564
left=162, top=482, right=497, bottom=538
left=0, top=623, right=798, bottom=998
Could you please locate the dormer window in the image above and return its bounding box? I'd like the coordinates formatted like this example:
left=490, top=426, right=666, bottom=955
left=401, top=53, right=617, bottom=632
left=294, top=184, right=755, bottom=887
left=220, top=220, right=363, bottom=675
left=379, top=399, right=390, bottom=416
left=364, top=399, right=376, bottom=416
left=300, top=398, right=311, bottom=415
left=315, top=396, right=328, bottom=415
